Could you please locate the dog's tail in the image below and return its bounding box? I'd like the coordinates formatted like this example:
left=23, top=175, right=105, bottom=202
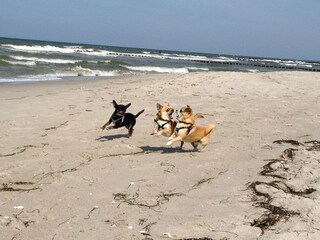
left=194, top=114, right=204, bottom=119
left=135, top=109, right=145, bottom=118
left=205, top=123, right=215, bottom=135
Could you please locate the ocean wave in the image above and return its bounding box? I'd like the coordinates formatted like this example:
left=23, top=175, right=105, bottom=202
left=2, top=43, right=238, bottom=63
left=12, top=56, right=80, bottom=64
left=248, top=58, right=313, bottom=68
left=0, top=68, right=119, bottom=83
left=0, top=74, right=62, bottom=83
left=187, top=67, right=209, bottom=71
left=2, top=44, right=84, bottom=54
left=3, top=56, right=112, bottom=68
left=247, top=69, right=260, bottom=73
left=0, top=59, right=11, bottom=66
left=4, top=60, right=36, bottom=66
left=69, top=66, right=119, bottom=77
left=123, top=65, right=189, bottom=73
left=1, top=39, right=319, bottom=84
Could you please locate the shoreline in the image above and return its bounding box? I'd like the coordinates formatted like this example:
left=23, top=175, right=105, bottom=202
left=0, top=71, right=319, bottom=239
left=0, top=70, right=317, bottom=85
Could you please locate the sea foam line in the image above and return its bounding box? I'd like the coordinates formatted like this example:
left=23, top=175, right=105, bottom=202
left=2, top=44, right=84, bottom=54
left=2, top=43, right=236, bottom=63
left=3, top=43, right=317, bottom=70
left=124, top=65, right=189, bottom=73
left=12, top=56, right=80, bottom=64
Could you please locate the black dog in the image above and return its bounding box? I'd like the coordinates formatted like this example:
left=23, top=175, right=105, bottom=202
left=101, top=100, right=144, bottom=138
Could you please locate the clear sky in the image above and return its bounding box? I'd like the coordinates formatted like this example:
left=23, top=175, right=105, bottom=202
left=1, top=0, right=319, bottom=61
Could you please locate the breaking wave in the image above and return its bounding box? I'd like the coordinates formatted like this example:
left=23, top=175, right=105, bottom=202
left=1, top=37, right=319, bottom=83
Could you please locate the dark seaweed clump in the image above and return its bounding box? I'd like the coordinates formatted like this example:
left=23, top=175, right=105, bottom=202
left=249, top=139, right=318, bottom=235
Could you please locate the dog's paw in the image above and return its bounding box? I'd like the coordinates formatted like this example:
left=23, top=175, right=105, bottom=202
left=166, top=141, right=173, bottom=146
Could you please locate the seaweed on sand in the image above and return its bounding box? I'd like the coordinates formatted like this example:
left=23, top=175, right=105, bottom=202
left=0, top=182, right=40, bottom=192
left=249, top=181, right=300, bottom=235
left=249, top=140, right=318, bottom=235
left=113, top=191, right=184, bottom=211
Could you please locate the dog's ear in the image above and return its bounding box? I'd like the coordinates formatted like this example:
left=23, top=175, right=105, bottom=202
left=125, top=103, right=131, bottom=109
left=112, top=100, right=118, bottom=108
left=185, top=105, right=192, bottom=113
left=156, top=103, right=162, bottom=110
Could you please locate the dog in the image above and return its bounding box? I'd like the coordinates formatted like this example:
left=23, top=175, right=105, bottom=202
left=101, top=100, right=144, bottom=138
left=176, top=105, right=204, bottom=125
left=151, top=103, right=185, bottom=149
left=167, top=105, right=215, bottom=151
left=151, top=103, right=176, bottom=137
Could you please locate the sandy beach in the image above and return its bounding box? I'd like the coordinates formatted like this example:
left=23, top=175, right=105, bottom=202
left=0, top=71, right=320, bottom=240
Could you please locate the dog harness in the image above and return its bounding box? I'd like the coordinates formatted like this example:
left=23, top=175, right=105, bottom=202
left=154, top=118, right=172, bottom=130
left=112, top=115, right=125, bottom=126
left=175, top=121, right=194, bottom=135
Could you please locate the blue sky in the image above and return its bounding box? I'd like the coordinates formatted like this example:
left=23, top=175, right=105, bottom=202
left=1, top=0, right=319, bottom=61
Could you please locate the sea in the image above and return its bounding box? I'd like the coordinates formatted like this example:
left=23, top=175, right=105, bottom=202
left=0, top=37, right=319, bottom=83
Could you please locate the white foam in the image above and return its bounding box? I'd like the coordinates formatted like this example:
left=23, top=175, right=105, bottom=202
left=124, top=66, right=189, bottom=73
left=70, top=66, right=119, bottom=77
left=2, top=44, right=84, bottom=54
left=80, top=50, right=115, bottom=57
left=0, top=67, right=118, bottom=83
left=0, top=74, right=62, bottom=83
left=249, top=58, right=312, bottom=68
left=12, top=56, right=79, bottom=64
left=280, top=61, right=312, bottom=68
left=247, top=69, right=260, bottom=73
left=2, top=43, right=240, bottom=66
left=4, top=60, right=36, bottom=66
left=1, top=43, right=237, bottom=63
left=187, top=67, right=209, bottom=71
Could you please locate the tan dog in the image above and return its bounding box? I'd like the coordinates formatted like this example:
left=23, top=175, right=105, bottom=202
left=151, top=103, right=176, bottom=137
left=176, top=105, right=204, bottom=125
left=167, top=105, right=215, bottom=151
left=151, top=103, right=184, bottom=149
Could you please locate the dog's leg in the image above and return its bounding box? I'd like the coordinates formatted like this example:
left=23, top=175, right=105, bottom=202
left=150, top=127, right=162, bottom=135
left=126, top=122, right=135, bottom=138
left=168, top=132, right=176, bottom=141
left=101, top=119, right=112, bottom=130
left=166, top=136, right=183, bottom=146
left=179, top=141, right=184, bottom=149
left=101, top=122, right=109, bottom=130
left=191, top=142, right=200, bottom=152
left=150, top=131, right=164, bottom=136
left=150, top=126, right=157, bottom=135
left=153, top=130, right=163, bottom=136
left=128, top=127, right=134, bottom=138
left=158, top=129, right=171, bottom=136
left=200, top=136, right=210, bottom=151
left=106, top=125, right=117, bottom=130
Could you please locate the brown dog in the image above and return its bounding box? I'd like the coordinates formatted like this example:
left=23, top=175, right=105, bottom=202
left=151, top=103, right=176, bottom=137
left=167, top=105, right=215, bottom=151
left=176, top=105, right=204, bottom=125
left=151, top=103, right=185, bottom=149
